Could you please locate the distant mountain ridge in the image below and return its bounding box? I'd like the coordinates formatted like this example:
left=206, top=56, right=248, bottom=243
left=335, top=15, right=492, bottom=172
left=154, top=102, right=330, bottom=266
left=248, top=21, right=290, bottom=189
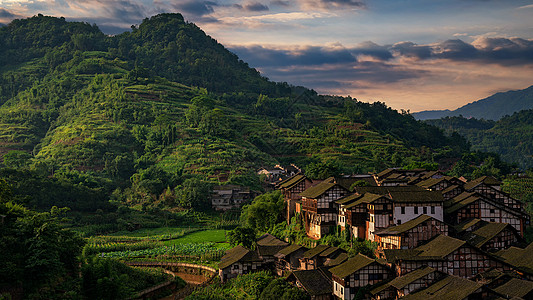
left=412, top=85, right=533, bottom=120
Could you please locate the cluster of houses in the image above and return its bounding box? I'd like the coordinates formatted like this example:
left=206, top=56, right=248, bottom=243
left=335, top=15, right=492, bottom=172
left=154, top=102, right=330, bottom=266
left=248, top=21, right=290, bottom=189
left=218, top=168, right=533, bottom=299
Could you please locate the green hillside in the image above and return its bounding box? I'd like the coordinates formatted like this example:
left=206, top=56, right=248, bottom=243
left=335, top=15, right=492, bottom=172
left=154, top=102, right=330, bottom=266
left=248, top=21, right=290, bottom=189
left=0, top=14, right=471, bottom=215
left=426, top=110, right=533, bottom=169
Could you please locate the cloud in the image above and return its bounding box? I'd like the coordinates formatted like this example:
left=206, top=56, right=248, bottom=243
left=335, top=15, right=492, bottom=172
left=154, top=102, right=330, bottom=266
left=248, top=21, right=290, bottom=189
left=173, top=1, right=219, bottom=17
left=390, top=42, right=432, bottom=59
left=297, top=0, right=366, bottom=9
left=242, top=2, right=269, bottom=11
left=230, top=44, right=357, bottom=67
left=0, top=8, right=17, bottom=18
left=271, top=0, right=291, bottom=7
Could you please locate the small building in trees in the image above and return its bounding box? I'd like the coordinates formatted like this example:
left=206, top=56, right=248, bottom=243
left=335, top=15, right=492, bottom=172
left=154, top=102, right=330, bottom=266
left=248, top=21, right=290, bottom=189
left=218, top=245, right=264, bottom=283
left=275, top=244, right=308, bottom=276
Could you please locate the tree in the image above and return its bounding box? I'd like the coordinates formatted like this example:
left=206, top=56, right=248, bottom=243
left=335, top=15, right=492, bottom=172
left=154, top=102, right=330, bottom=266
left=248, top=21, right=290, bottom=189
left=240, top=191, right=284, bottom=232
left=227, top=226, right=256, bottom=249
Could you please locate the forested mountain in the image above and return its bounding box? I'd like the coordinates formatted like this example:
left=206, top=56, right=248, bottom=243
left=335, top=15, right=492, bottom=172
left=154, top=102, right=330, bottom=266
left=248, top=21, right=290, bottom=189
left=413, top=85, right=533, bottom=120
left=0, top=13, right=481, bottom=216
left=426, top=110, right=533, bottom=169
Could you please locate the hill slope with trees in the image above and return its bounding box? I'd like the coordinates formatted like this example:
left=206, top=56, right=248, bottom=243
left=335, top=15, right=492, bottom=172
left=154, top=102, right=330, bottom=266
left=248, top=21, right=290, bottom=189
left=412, top=85, right=533, bottom=121
left=0, top=13, right=479, bottom=216
left=426, top=110, right=533, bottom=169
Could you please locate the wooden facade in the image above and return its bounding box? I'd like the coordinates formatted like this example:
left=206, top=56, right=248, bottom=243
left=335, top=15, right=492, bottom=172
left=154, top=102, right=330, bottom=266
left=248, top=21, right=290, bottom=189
left=301, top=183, right=349, bottom=239
left=376, top=215, right=449, bottom=256
left=331, top=254, right=392, bottom=300
left=385, top=235, right=513, bottom=279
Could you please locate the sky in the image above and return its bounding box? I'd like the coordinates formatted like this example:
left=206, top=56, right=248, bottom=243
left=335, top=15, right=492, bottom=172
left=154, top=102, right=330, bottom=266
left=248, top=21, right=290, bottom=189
left=1, top=0, right=533, bottom=112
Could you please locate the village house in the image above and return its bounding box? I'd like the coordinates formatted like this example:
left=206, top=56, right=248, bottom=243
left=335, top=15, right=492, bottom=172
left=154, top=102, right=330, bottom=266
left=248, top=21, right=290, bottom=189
left=278, top=174, right=321, bottom=222
left=455, top=219, right=523, bottom=252
left=336, top=192, right=394, bottom=241
left=275, top=244, right=308, bottom=276
left=375, top=214, right=449, bottom=257
left=384, top=234, right=513, bottom=278
left=300, top=181, right=349, bottom=239
left=211, top=185, right=251, bottom=210
left=330, top=253, right=392, bottom=300
left=493, top=242, right=533, bottom=279
left=355, top=186, right=445, bottom=226
left=445, top=191, right=528, bottom=236
left=299, top=244, right=346, bottom=270
left=398, top=275, right=489, bottom=299
left=286, top=267, right=333, bottom=300
left=218, top=245, right=264, bottom=283
left=369, top=266, right=447, bottom=299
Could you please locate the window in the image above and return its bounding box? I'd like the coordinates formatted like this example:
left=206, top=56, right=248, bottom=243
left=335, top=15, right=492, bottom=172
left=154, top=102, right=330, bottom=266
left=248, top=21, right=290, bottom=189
left=353, top=274, right=360, bottom=280
left=233, top=265, right=239, bottom=270
left=490, top=209, right=495, bottom=214
left=490, top=218, right=495, bottom=222
left=401, top=207, right=405, bottom=214
left=431, top=206, right=435, bottom=214
left=397, top=220, right=402, bottom=225
left=369, top=273, right=383, bottom=280
left=423, top=207, right=427, bottom=214
left=414, top=206, right=419, bottom=214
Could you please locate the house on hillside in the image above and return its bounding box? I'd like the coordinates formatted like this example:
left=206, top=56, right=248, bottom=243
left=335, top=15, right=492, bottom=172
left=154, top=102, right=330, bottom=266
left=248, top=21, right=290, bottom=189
left=384, top=235, right=512, bottom=278
left=355, top=186, right=445, bottom=226
left=278, top=174, right=321, bottom=222
left=336, top=192, right=393, bottom=241
left=375, top=214, right=449, bottom=256
left=218, top=245, right=264, bottom=282
left=369, top=266, right=447, bottom=299
left=275, top=244, right=308, bottom=276
left=299, top=244, right=346, bottom=270
left=211, top=185, right=251, bottom=210
left=397, top=275, right=488, bottom=299
left=300, top=181, right=349, bottom=239
left=445, top=191, right=528, bottom=236
left=286, top=267, right=333, bottom=300
left=330, top=253, right=392, bottom=300
left=455, top=220, right=523, bottom=252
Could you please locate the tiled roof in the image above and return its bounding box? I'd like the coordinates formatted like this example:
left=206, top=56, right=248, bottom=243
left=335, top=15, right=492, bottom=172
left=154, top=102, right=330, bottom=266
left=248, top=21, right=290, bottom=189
left=256, top=233, right=289, bottom=247
left=416, top=177, right=448, bottom=189
left=388, top=266, right=437, bottom=289
left=344, top=193, right=385, bottom=208
left=324, top=252, right=349, bottom=267
left=290, top=267, right=332, bottom=295
left=336, top=193, right=362, bottom=205
left=462, top=222, right=510, bottom=248
left=279, top=175, right=306, bottom=189
left=384, top=235, right=466, bottom=261
left=402, top=276, right=482, bottom=300
left=219, top=245, right=261, bottom=269
left=320, top=246, right=345, bottom=257
left=376, top=215, right=433, bottom=236
left=492, top=278, right=533, bottom=298
left=302, top=244, right=330, bottom=259
left=356, top=186, right=444, bottom=203
left=494, top=243, right=533, bottom=275
left=442, top=184, right=461, bottom=195
left=453, top=218, right=483, bottom=233
left=330, top=253, right=375, bottom=279
left=300, top=182, right=345, bottom=199
left=275, top=244, right=307, bottom=258
left=256, top=233, right=289, bottom=257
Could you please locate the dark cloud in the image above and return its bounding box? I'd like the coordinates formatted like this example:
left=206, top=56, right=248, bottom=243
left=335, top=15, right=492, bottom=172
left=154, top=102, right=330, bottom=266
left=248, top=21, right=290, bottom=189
left=174, top=1, right=219, bottom=17
left=300, top=0, right=366, bottom=9
left=433, top=39, right=478, bottom=60
left=352, top=41, right=393, bottom=60
left=0, top=8, right=18, bottom=18
left=271, top=0, right=291, bottom=6
left=390, top=41, right=432, bottom=59
left=243, top=2, right=270, bottom=11
left=230, top=45, right=357, bottom=67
